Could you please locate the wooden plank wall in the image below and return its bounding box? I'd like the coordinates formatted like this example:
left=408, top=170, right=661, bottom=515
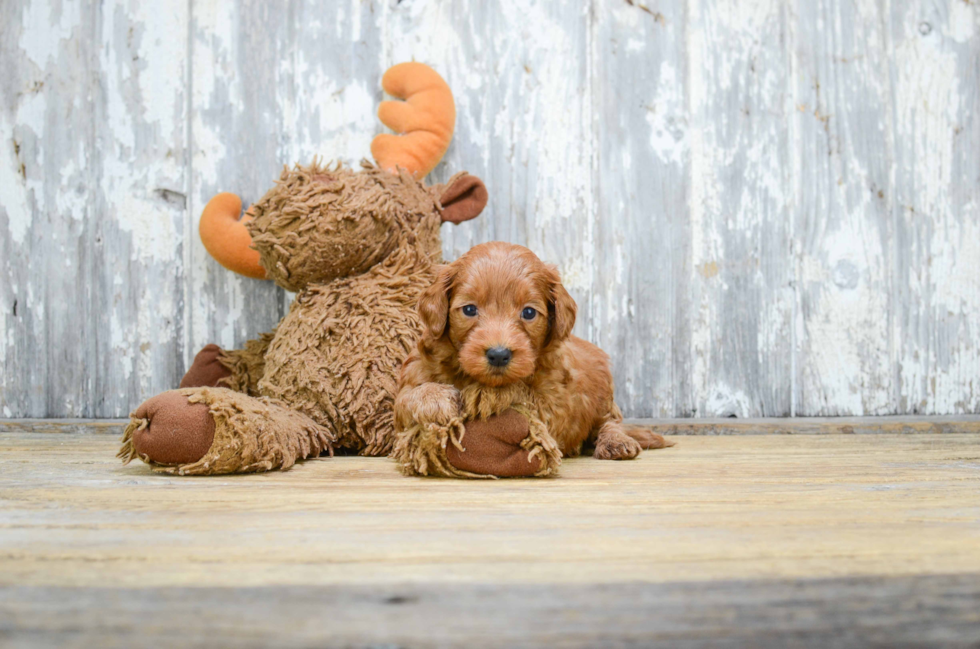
left=1, top=0, right=977, bottom=419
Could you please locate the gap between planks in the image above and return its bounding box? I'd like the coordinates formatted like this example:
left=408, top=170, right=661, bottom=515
left=1, top=415, right=979, bottom=436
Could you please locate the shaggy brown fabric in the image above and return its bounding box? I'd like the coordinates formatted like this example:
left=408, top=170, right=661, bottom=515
left=179, top=344, right=232, bottom=389
left=122, top=161, right=489, bottom=475
left=247, top=161, right=442, bottom=293
left=255, top=163, right=447, bottom=456
left=218, top=331, right=274, bottom=396
left=119, top=387, right=334, bottom=476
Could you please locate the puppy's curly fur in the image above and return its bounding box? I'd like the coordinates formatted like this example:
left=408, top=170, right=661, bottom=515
left=394, top=241, right=672, bottom=477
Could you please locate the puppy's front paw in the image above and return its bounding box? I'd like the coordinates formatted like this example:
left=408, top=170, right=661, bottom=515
left=396, top=383, right=462, bottom=428
left=593, top=431, right=642, bottom=461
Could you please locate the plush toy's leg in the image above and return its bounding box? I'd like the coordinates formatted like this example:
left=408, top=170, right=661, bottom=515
left=447, top=410, right=547, bottom=477
left=118, top=387, right=334, bottom=475
left=179, top=332, right=274, bottom=395
left=394, top=404, right=562, bottom=479
left=179, top=344, right=232, bottom=389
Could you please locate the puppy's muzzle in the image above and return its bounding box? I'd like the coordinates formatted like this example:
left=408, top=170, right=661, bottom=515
left=485, top=346, right=513, bottom=368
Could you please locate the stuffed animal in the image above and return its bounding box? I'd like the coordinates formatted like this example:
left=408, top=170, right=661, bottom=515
left=117, top=63, right=538, bottom=477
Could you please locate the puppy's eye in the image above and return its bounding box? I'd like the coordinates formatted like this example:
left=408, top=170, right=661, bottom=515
left=462, top=305, right=478, bottom=317
left=521, top=307, right=538, bottom=321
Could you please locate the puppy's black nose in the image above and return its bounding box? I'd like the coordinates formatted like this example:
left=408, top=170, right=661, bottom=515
left=485, top=346, right=513, bottom=368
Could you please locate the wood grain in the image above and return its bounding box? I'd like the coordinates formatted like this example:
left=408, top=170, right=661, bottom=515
left=793, top=0, right=895, bottom=416
left=4, top=415, right=980, bottom=436
left=889, top=0, right=980, bottom=415
left=2, top=432, right=979, bottom=587
left=2, top=576, right=978, bottom=647
left=687, top=0, right=795, bottom=417
left=2, top=0, right=979, bottom=418
left=592, top=0, right=689, bottom=418
left=386, top=0, right=597, bottom=336
left=0, top=431, right=978, bottom=645
left=0, top=1, right=189, bottom=418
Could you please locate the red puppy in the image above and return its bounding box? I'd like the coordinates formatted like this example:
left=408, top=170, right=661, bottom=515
left=395, top=241, right=672, bottom=477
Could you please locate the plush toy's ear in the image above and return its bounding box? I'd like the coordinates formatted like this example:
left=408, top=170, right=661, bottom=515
left=544, top=264, right=576, bottom=347
left=418, top=264, right=456, bottom=343
left=438, top=173, right=488, bottom=224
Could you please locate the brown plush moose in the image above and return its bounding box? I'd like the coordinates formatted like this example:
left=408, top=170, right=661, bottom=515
left=118, top=63, right=540, bottom=477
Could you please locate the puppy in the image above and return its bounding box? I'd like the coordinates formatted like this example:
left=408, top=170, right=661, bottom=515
left=394, top=241, right=672, bottom=478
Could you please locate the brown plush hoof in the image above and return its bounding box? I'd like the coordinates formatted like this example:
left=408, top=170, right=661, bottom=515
left=130, top=392, right=215, bottom=465
left=179, top=344, right=231, bottom=389
left=447, top=409, right=543, bottom=477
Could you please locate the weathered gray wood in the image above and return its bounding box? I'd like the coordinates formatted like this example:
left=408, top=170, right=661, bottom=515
left=2, top=0, right=979, bottom=418
left=688, top=0, right=795, bottom=417
left=889, top=0, right=980, bottom=415
left=793, top=0, right=895, bottom=416
left=2, top=575, right=978, bottom=648
left=0, top=419, right=129, bottom=435
left=592, top=0, right=689, bottom=418
left=636, top=414, right=980, bottom=436
left=5, top=415, right=980, bottom=436
left=0, top=1, right=189, bottom=418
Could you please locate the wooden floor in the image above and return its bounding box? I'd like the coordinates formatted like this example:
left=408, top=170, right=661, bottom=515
left=1, top=429, right=979, bottom=647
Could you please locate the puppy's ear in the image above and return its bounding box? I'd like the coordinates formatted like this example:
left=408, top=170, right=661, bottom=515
left=418, top=264, right=455, bottom=343
left=545, top=264, right=577, bottom=346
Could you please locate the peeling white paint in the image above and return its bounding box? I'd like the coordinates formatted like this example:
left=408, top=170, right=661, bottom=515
left=19, top=0, right=81, bottom=67
left=894, top=13, right=960, bottom=222
left=800, top=223, right=891, bottom=414
left=99, top=3, right=186, bottom=267
left=0, top=119, right=32, bottom=245
left=948, top=1, right=977, bottom=44
left=890, top=0, right=978, bottom=414
left=2, top=89, right=48, bottom=244
left=704, top=384, right=754, bottom=418
left=109, top=191, right=180, bottom=262
left=557, top=255, right=591, bottom=294
left=135, top=4, right=186, bottom=129
left=645, top=61, right=687, bottom=165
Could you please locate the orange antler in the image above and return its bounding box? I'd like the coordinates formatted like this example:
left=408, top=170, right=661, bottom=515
left=371, top=62, right=456, bottom=178
left=199, top=193, right=266, bottom=279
